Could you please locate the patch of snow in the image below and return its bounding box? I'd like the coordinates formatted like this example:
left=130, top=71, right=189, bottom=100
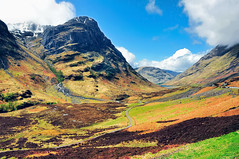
left=7, top=22, right=51, bottom=37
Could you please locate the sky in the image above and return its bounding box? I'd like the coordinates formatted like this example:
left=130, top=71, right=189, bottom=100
left=0, top=0, right=239, bottom=72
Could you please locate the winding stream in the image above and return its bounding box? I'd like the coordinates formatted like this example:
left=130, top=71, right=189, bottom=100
left=56, top=82, right=104, bottom=103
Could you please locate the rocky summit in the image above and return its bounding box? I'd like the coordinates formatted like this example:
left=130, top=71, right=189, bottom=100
left=39, top=16, right=158, bottom=99
left=1, top=17, right=159, bottom=102
left=0, top=13, right=239, bottom=159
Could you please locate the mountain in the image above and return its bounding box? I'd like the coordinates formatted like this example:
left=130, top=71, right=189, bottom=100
left=0, top=19, right=60, bottom=104
left=135, top=67, right=179, bottom=84
left=166, top=44, right=239, bottom=86
left=164, top=69, right=181, bottom=77
left=0, top=20, right=23, bottom=66
left=39, top=16, right=158, bottom=99
left=1, top=17, right=159, bottom=101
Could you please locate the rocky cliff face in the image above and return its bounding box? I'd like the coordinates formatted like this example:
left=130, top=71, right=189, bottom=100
left=136, top=67, right=178, bottom=84
left=1, top=16, right=159, bottom=100
left=166, top=44, right=239, bottom=86
left=39, top=16, right=157, bottom=99
left=42, top=17, right=112, bottom=54
left=42, top=17, right=128, bottom=80
left=0, top=20, right=23, bottom=68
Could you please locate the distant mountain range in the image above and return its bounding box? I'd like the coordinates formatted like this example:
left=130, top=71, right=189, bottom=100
left=135, top=67, right=180, bottom=84
left=166, top=44, right=239, bottom=86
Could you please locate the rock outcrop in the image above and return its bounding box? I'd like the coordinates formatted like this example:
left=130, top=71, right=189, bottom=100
left=38, top=16, right=158, bottom=99
left=0, top=20, right=23, bottom=68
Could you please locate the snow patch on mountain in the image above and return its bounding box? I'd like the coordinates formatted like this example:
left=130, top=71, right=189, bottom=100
left=7, top=22, right=51, bottom=37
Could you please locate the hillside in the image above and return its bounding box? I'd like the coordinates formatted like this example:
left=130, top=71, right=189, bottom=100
left=1, top=17, right=160, bottom=102
left=136, top=66, right=179, bottom=84
left=0, top=20, right=62, bottom=106
left=39, top=16, right=158, bottom=99
left=166, top=44, right=239, bottom=86
left=0, top=17, right=238, bottom=159
left=0, top=84, right=238, bottom=158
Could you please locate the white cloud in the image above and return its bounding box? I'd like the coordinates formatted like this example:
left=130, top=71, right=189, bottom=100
left=136, top=48, right=207, bottom=72
left=0, top=0, right=76, bottom=25
left=146, top=0, right=162, bottom=15
left=116, top=47, right=136, bottom=66
left=180, top=0, right=239, bottom=46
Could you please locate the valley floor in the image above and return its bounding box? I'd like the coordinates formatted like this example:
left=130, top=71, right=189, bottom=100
left=0, top=86, right=239, bottom=158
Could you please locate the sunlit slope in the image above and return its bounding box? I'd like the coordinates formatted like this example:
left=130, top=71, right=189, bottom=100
left=40, top=17, right=160, bottom=99
left=167, top=44, right=239, bottom=86
left=0, top=19, right=67, bottom=104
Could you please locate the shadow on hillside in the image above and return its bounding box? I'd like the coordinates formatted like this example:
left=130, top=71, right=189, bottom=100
left=84, top=115, right=239, bottom=147
left=1, top=115, right=239, bottom=158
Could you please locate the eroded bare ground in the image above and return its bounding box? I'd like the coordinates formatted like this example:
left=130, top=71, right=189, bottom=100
left=1, top=115, right=238, bottom=158
left=0, top=102, right=126, bottom=150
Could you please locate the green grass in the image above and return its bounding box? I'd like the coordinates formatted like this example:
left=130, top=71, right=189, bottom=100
left=127, top=102, right=142, bottom=108
left=0, top=100, right=40, bottom=113
left=82, top=111, right=128, bottom=130
left=166, top=131, right=239, bottom=159
left=132, top=131, right=239, bottom=159
left=48, top=64, right=64, bottom=82
left=129, top=98, right=194, bottom=124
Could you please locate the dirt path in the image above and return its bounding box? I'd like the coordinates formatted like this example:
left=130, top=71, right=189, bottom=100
left=0, top=106, right=134, bottom=154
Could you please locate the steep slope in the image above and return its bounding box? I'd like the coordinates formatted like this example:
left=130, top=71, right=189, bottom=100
left=0, top=20, right=63, bottom=104
left=0, top=20, right=23, bottom=67
left=167, top=44, right=239, bottom=86
left=136, top=67, right=178, bottom=84
left=40, top=16, right=158, bottom=99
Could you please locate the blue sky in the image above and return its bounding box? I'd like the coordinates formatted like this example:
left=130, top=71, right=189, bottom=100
left=1, top=0, right=239, bottom=72
left=71, top=0, right=211, bottom=63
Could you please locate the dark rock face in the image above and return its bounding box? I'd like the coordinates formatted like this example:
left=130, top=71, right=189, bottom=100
left=43, top=17, right=115, bottom=55
left=42, top=16, right=137, bottom=81
left=0, top=20, right=18, bottom=52
left=0, top=20, right=22, bottom=68
left=200, top=45, right=228, bottom=61
left=0, top=17, right=155, bottom=99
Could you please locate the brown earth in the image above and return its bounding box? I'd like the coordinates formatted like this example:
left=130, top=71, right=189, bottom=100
left=0, top=102, right=126, bottom=149
left=0, top=117, right=32, bottom=136
left=38, top=102, right=125, bottom=128
left=84, top=115, right=239, bottom=147
left=1, top=115, right=238, bottom=158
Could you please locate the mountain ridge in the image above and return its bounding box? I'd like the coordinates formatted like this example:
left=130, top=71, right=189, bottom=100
left=1, top=17, right=160, bottom=101
left=40, top=16, right=158, bottom=99
left=166, top=44, right=239, bottom=86
left=135, top=66, right=179, bottom=84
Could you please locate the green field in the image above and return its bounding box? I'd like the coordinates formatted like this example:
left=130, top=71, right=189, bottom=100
left=132, top=131, right=239, bottom=159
